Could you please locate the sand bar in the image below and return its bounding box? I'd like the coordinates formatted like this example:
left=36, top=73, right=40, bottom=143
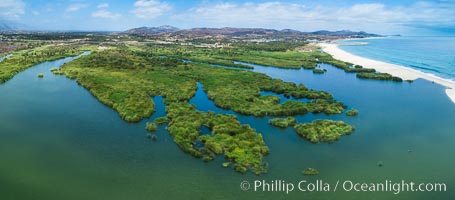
left=319, top=43, right=455, bottom=104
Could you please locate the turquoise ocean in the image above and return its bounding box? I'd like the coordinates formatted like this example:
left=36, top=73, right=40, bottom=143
left=339, top=36, right=455, bottom=80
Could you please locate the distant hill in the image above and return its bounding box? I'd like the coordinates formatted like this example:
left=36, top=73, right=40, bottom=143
left=280, top=29, right=302, bottom=34
left=0, top=20, right=27, bottom=31
left=175, top=27, right=279, bottom=36
left=125, top=26, right=281, bottom=36
left=124, top=26, right=380, bottom=38
left=0, top=23, right=13, bottom=30
left=124, top=25, right=180, bottom=35
left=308, top=30, right=379, bottom=37
left=0, top=21, right=16, bottom=31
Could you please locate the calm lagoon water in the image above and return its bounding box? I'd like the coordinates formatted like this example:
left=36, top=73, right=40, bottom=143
left=1, top=54, right=455, bottom=199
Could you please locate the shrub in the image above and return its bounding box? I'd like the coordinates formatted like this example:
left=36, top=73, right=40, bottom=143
left=154, top=117, right=169, bottom=124
left=346, top=109, right=359, bottom=116
left=357, top=72, right=403, bottom=82
left=302, top=168, right=319, bottom=175
left=294, top=120, right=355, bottom=143
left=312, top=69, right=325, bottom=74
left=145, top=122, right=157, bottom=132
left=269, top=117, right=297, bottom=128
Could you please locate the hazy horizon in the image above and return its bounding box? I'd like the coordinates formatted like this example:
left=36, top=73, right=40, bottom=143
left=1, top=0, right=454, bottom=36
left=0, top=24, right=389, bottom=34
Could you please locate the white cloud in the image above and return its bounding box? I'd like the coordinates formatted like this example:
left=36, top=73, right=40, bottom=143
left=92, top=9, right=121, bottom=19
left=65, top=4, right=87, bottom=12
left=97, top=3, right=109, bottom=9
left=172, top=1, right=455, bottom=34
left=132, top=0, right=171, bottom=19
left=0, top=0, right=25, bottom=20
left=92, top=3, right=120, bottom=20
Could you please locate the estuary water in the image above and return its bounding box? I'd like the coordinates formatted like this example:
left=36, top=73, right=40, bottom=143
left=0, top=54, right=12, bottom=62
left=1, top=54, right=455, bottom=199
left=339, top=36, right=455, bottom=81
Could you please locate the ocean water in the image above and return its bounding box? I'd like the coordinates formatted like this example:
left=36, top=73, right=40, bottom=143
left=339, top=36, right=455, bottom=80
left=1, top=54, right=455, bottom=199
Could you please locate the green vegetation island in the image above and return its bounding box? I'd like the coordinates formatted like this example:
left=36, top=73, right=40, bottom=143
left=295, top=120, right=355, bottom=143
left=269, top=117, right=297, bottom=128
left=0, top=45, right=91, bottom=83
left=303, top=168, right=319, bottom=175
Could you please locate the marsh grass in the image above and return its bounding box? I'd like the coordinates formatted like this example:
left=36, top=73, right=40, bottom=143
left=303, top=168, right=319, bottom=175
left=0, top=45, right=92, bottom=83
left=145, top=122, right=157, bottom=132
left=268, top=117, right=297, bottom=128
left=55, top=45, right=359, bottom=174
left=346, top=109, right=359, bottom=116
left=294, top=120, right=355, bottom=143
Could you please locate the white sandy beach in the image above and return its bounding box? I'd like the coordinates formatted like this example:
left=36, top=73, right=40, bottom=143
left=319, top=43, right=455, bottom=104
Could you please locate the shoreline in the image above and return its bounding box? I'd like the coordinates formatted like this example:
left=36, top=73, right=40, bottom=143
left=319, top=42, right=455, bottom=104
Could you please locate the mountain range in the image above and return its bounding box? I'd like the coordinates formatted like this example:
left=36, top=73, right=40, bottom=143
left=124, top=25, right=180, bottom=35
left=123, top=25, right=380, bottom=38
left=0, top=23, right=380, bottom=38
left=0, top=22, right=17, bottom=31
left=0, top=20, right=27, bottom=31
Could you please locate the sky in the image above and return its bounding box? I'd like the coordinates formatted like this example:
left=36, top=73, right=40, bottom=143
left=0, top=0, right=454, bottom=35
